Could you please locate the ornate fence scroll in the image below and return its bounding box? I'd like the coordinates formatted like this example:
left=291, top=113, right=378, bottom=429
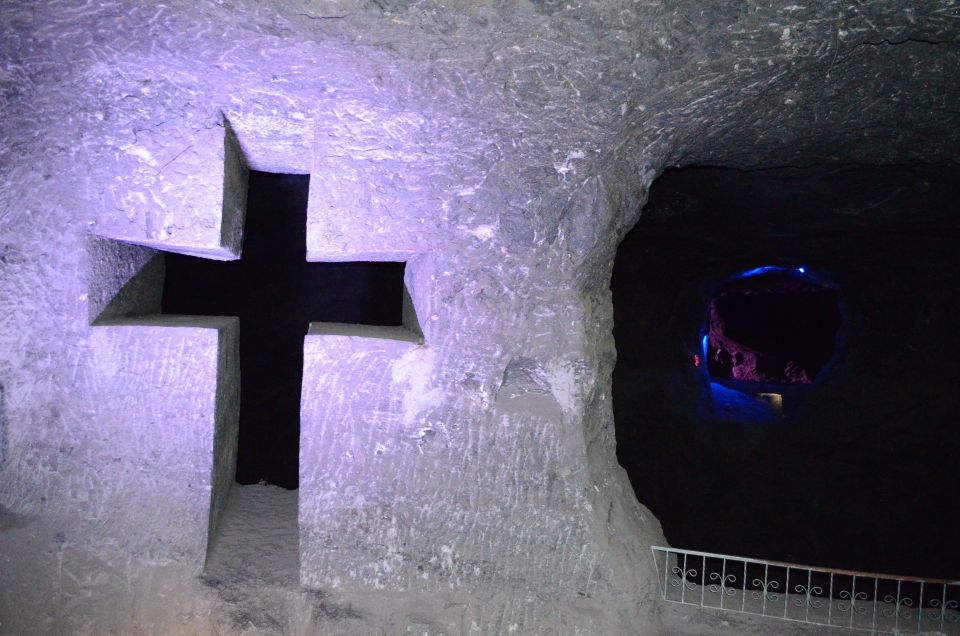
left=652, top=546, right=960, bottom=634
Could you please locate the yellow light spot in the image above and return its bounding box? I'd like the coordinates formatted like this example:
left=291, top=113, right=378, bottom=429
left=757, top=393, right=783, bottom=414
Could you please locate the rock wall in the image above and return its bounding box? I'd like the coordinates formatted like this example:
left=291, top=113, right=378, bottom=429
left=0, top=1, right=957, bottom=634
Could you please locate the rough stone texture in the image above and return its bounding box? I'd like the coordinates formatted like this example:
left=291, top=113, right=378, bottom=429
left=299, top=322, right=426, bottom=591
left=308, top=127, right=430, bottom=262
left=91, top=119, right=250, bottom=260
left=0, top=0, right=958, bottom=634
left=88, top=316, right=240, bottom=569
left=0, top=316, right=238, bottom=633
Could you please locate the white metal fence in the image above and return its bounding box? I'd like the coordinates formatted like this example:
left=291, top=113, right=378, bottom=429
left=652, top=546, right=960, bottom=634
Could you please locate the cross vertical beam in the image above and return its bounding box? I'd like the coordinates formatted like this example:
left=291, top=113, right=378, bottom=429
left=161, top=172, right=406, bottom=489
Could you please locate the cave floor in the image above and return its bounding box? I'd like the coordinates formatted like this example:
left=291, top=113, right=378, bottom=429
left=204, top=483, right=299, bottom=589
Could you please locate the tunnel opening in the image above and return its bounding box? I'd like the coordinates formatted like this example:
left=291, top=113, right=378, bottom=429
left=701, top=266, right=844, bottom=422
left=706, top=268, right=841, bottom=385
left=612, top=163, right=960, bottom=579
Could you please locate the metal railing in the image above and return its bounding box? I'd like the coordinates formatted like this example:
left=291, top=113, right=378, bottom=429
left=652, top=546, right=960, bottom=634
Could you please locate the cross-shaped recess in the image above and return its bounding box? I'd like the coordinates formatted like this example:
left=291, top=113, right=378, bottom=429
left=162, top=171, right=406, bottom=489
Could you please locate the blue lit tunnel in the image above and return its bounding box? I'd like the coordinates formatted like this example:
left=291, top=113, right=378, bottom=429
left=698, top=265, right=842, bottom=422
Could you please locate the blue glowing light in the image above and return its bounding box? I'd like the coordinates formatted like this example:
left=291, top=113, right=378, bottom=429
left=709, top=382, right=780, bottom=423
left=736, top=265, right=810, bottom=279
left=738, top=265, right=782, bottom=278
left=701, top=335, right=709, bottom=357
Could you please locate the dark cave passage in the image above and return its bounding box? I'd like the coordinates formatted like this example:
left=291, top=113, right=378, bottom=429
left=161, top=172, right=406, bottom=489
left=707, top=269, right=842, bottom=384
left=612, top=163, right=960, bottom=579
